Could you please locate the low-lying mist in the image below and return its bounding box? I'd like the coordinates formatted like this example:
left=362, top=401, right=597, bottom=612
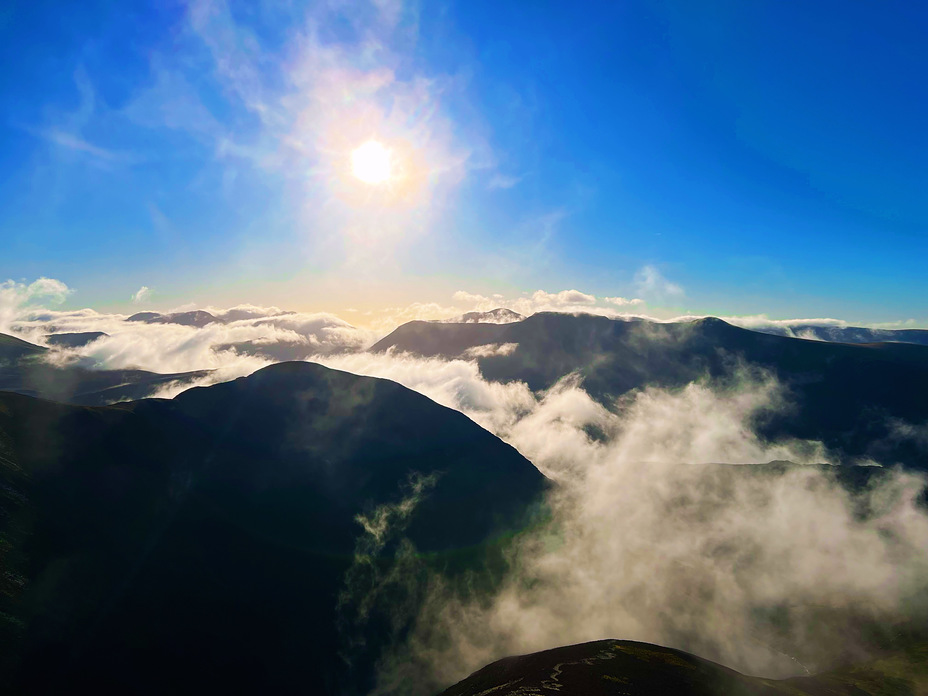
left=6, top=287, right=928, bottom=691
left=6, top=304, right=379, bottom=398
left=317, top=352, right=928, bottom=694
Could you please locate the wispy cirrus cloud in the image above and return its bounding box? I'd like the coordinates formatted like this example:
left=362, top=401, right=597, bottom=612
left=486, top=173, right=523, bottom=190
left=17, top=66, right=139, bottom=168
left=20, top=126, right=129, bottom=163
left=118, top=0, right=493, bottom=261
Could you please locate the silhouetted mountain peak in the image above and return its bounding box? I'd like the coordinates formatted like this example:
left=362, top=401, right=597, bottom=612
left=371, top=313, right=928, bottom=468
left=439, top=639, right=928, bottom=696
left=0, top=361, right=546, bottom=693
left=695, top=316, right=728, bottom=327
left=444, top=308, right=525, bottom=324
left=126, top=310, right=218, bottom=327
left=45, top=331, right=108, bottom=348
left=125, top=311, right=160, bottom=322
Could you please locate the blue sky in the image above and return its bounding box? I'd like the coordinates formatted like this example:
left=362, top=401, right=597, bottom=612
left=1, top=0, right=926, bottom=324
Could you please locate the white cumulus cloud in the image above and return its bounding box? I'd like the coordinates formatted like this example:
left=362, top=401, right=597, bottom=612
left=635, top=264, right=685, bottom=301
left=132, top=286, right=152, bottom=303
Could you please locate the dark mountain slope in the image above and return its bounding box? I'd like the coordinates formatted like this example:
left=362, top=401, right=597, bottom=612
left=127, top=310, right=218, bottom=327
left=125, top=309, right=296, bottom=327
left=0, top=362, right=211, bottom=405
left=373, top=314, right=928, bottom=467
left=45, top=331, right=107, bottom=348
left=754, top=323, right=928, bottom=346
left=445, top=308, right=524, bottom=324
left=439, top=639, right=928, bottom=696
left=0, top=332, right=209, bottom=405
left=0, top=362, right=546, bottom=694
left=372, top=319, right=508, bottom=357
left=167, top=362, right=545, bottom=554
left=0, top=333, right=46, bottom=365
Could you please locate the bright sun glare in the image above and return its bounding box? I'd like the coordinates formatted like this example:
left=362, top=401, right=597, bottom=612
left=351, top=140, right=392, bottom=185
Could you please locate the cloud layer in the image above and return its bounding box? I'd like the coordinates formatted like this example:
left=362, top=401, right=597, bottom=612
left=3, top=275, right=926, bottom=405
left=0, top=277, right=72, bottom=334
left=3, top=277, right=928, bottom=693
left=6, top=293, right=378, bottom=394
left=321, top=359, right=928, bottom=694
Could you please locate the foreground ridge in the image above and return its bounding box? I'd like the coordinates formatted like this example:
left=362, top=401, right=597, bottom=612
left=438, top=639, right=928, bottom=696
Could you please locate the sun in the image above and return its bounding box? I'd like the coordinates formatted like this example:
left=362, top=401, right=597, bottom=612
left=351, top=140, right=392, bottom=185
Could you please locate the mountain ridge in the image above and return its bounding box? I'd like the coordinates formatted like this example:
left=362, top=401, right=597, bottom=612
left=751, top=323, right=928, bottom=346
left=438, top=638, right=928, bottom=696
left=0, top=361, right=547, bottom=694
left=371, top=313, right=928, bottom=468
left=0, top=331, right=210, bottom=405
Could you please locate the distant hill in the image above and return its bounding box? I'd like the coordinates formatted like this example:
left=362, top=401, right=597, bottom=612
left=372, top=313, right=928, bottom=467
left=440, top=308, right=525, bottom=324
left=125, top=310, right=364, bottom=360
left=44, top=331, right=108, bottom=348
left=125, top=308, right=297, bottom=327
left=0, top=362, right=546, bottom=694
left=0, top=361, right=211, bottom=404
left=0, top=332, right=46, bottom=365
left=0, top=332, right=209, bottom=405
left=439, top=639, right=928, bottom=696
left=751, top=323, right=928, bottom=346
left=126, top=309, right=218, bottom=327
left=215, top=333, right=357, bottom=361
